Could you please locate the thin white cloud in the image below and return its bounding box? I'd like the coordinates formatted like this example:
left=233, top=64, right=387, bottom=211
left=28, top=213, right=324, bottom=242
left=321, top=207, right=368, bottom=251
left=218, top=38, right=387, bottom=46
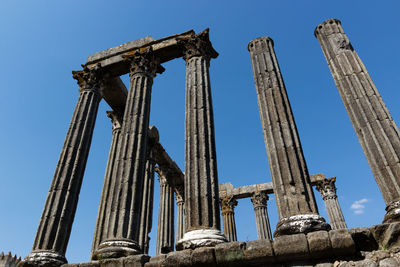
left=350, top=198, right=368, bottom=215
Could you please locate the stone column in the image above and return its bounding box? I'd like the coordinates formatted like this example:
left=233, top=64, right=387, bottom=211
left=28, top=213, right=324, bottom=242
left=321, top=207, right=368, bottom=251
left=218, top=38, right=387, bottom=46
left=251, top=192, right=272, bottom=240
left=21, top=65, right=103, bottom=266
left=248, top=37, right=330, bottom=236
left=176, top=29, right=227, bottom=249
left=94, top=48, right=164, bottom=259
left=91, top=111, right=122, bottom=258
left=315, top=19, right=400, bottom=223
left=220, top=196, right=238, bottom=242
left=175, top=185, right=185, bottom=243
left=155, top=168, right=175, bottom=255
left=316, top=177, right=347, bottom=230
left=137, top=126, right=158, bottom=255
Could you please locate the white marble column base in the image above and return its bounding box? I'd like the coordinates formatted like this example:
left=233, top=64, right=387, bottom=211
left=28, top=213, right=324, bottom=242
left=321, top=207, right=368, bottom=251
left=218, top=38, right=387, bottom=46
left=176, top=229, right=227, bottom=250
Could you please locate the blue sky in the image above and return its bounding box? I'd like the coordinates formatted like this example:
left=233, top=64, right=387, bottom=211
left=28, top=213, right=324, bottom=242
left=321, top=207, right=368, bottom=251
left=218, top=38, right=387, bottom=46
left=1, top=0, right=400, bottom=263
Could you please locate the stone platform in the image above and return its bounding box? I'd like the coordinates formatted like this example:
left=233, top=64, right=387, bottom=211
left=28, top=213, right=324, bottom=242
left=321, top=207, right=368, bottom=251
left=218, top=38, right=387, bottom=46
left=62, top=223, right=400, bottom=267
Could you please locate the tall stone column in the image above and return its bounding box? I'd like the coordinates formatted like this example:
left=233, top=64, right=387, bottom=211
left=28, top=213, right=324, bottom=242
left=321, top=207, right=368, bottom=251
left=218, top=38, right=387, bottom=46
left=176, top=29, right=227, bottom=249
left=137, top=126, right=158, bottom=255
left=155, top=169, right=175, bottom=255
left=220, top=196, right=238, bottom=242
left=91, top=111, right=122, bottom=258
left=248, top=37, right=330, bottom=236
left=251, top=192, right=272, bottom=240
left=316, top=177, right=347, bottom=230
left=315, top=19, right=400, bottom=223
left=21, top=65, right=103, bottom=266
left=175, top=185, right=185, bottom=243
left=94, top=48, right=164, bottom=259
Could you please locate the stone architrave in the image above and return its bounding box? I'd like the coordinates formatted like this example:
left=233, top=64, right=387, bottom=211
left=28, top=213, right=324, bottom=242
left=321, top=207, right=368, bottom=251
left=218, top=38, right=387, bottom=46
left=316, top=177, right=347, bottom=230
left=220, top=196, right=238, bottom=242
left=91, top=111, right=123, bottom=258
left=155, top=168, right=175, bottom=255
left=21, top=65, right=103, bottom=266
left=315, top=19, right=400, bottom=223
left=176, top=29, right=227, bottom=250
left=248, top=37, right=330, bottom=236
left=175, top=185, right=185, bottom=243
left=93, top=48, right=164, bottom=259
left=251, top=192, right=273, bottom=240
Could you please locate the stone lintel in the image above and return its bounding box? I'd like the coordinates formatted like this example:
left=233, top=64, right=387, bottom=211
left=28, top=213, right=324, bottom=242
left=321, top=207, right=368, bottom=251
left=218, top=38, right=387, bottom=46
left=101, top=77, right=127, bottom=118
left=85, top=30, right=196, bottom=77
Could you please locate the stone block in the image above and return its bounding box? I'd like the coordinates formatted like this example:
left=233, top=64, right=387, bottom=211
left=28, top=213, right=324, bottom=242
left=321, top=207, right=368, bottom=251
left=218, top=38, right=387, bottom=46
left=329, top=229, right=356, bottom=257
left=191, top=247, right=216, bottom=267
left=122, top=255, right=150, bottom=267
left=315, top=262, right=333, bottom=267
left=99, top=258, right=122, bottom=267
left=243, top=239, right=275, bottom=264
left=144, top=255, right=166, bottom=267
left=370, top=223, right=400, bottom=250
left=307, top=231, right=333, bottom=259
left=350, top=227, right=378, bottom=251
left=379, top=258, right=398, bottom=267
left=163, top=249, right=192, bottom=267
left=79, top=263, right=100, bottom=267
left=273, top=233, right=310, bottom=261
left=214, top=241, right=246, bottom=266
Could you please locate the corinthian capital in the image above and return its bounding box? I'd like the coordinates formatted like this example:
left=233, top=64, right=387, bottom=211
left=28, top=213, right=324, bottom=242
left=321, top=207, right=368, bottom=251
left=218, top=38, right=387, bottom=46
left=177, top=28, right=218, bottom=61
left=251, top=191, right=269, bottom=209
left=220, top=196, right=238, bottom=215
left=106, top=111, right=122, bottom=132
left=72, top=63, right=104, bottom=91
left=174, top=185, right=184, bottom=204
left=123, top=48, right=164, bottom=77
left=316, top=177, right=337, bottom=200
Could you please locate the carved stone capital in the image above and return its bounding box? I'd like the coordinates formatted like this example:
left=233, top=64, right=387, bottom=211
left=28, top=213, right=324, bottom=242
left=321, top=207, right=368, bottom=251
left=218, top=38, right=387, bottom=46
left=106, top=111, right=122, bottom=133
left=72, top=63, right=104, bottom=92
left=251, top=191, right=269, bottom=209
left=155, top=166, right=169, bottom=186
left=123, top=48, right=164, bottom=78
left=177, top=28, right=218, bottom=61
left=220, top=196, right=238, bottom=215
left=175, top=185, right=184, bottom=204
left=316, top=177, right=337, bottom=200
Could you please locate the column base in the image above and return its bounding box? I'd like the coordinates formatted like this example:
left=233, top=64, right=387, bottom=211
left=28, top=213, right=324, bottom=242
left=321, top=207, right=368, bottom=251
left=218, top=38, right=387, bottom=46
left=274, top=214, right=331, bottom=237
left=175, top=229, right=227, bottom=250
left=92, top=239, right=141, bottom=260
left=383, top=200, right=400, bottom=224
left=19, top=251, right=67, bottom=267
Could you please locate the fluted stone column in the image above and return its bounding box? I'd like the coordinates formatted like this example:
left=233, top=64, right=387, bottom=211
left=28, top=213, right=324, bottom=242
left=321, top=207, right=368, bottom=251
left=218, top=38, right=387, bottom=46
left=248, top=37, right=330, bottom=236
left=91, top=111, right=122, bottom=258
left=220, top=196, right=238, bottom=242
left=316, top=177, right=347, bottom=229
left=251, top=192, right=272, bottom=240
left=176, top=29, right=227, bottom=249
left=155, top=169, right=175, bottom=255
left=137, top=126, right=158, bottom=255
left=315, top=19, right=400, bottom=223
left=21, top=65, right=103, bottom=266
left=94, top=49, right=164, bottom=259
left=175, top=185, right=185, bottom=243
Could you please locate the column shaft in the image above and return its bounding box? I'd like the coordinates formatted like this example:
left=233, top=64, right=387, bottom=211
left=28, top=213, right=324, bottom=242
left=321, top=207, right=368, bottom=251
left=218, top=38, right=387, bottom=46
left=315, top=19, right=400, bottom=223
left=156, top=173, right=175, bottom=255
left=22, top=66, right=103, bottom=266
left=220, top=196, right=238, bottom=242
left=248, top=37, right=329, bottom=236
left=316, top=177, right=347, bottom=229
left=91, top=111, right=122, bottom=258
left=251, top=192, right=272, bottom=240
left=175, top=185, right=185, bottom=242
left=176, top=29, right=227, bottom=250
left=94, top=49, right=164, bottom=259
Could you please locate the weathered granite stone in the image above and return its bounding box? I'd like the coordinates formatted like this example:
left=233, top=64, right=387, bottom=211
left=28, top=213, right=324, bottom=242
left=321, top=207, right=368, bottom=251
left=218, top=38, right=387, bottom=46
left=243, top=239, right=274, bottom=264
left=370, top=223, right=400, bottom=249
left=329, top=229, right=356, bottom=257
left=315, top=263, right=333, bottom=267
left=350, top=228, right=378, bottom=252
left=214, top=241, right=246, bottom=266
left=163, top=250, right=192, bottom=267
left=273, top=234, right=310, bottom=260
left=379, top=258, right=398, bottom=267
left=307, top=231, right=333, bottom=259
left=191, top=247, right=216, bottom=267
